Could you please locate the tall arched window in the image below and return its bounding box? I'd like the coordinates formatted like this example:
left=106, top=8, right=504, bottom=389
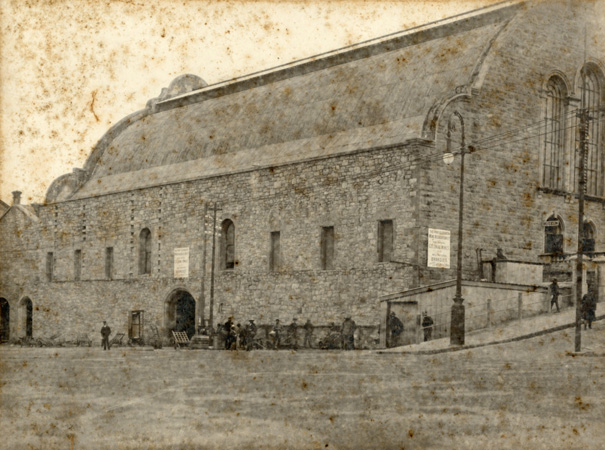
left=543, top=76, right=567, bottom=189
left=139, top=228, right=152, bottom=275
left=446, top=113, right=463, bottom=155
left=221, top=219, right=235, bottom=270
left=577, top=64, right=604, bottom=197
left=582, top=221, right=596, bottom=253
left=544, top=215, right=564, bottom=255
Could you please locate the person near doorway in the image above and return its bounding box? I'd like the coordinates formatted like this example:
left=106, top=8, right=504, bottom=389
left=101, top=321, right=111, bottom=350
left=287, top=318, right=298, bottom=350
left=341, top=316, right=356, bottom=350
left=422, top=312, right=434, bottom=342
left=303, top=319, right=314, bottom=349
left=388, top=312, right=404, bottom=347
left=549, top=279, right=560, bottom=313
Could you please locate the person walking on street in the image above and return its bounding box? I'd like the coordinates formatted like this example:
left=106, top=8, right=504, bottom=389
left=582, top=288, right=597, bottom=330
left=101, top=321, right=111, bottom=350
left=550, top=279, right=560, bottom=313
left=422, top=312, right=434, bottom=342
left=287, top=318, right=298, bottom=350
left=341, top=316, right=356, bottom=350
left=303, top=319, right=314, bottom=349
left=388, top=312, right=404, bottom=347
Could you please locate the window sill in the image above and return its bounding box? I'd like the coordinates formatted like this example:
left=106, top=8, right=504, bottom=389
left=537, top=187, right=605, bottom=204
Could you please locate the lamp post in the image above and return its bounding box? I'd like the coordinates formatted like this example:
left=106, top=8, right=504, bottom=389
left=443, top=112, right=467, bottom=346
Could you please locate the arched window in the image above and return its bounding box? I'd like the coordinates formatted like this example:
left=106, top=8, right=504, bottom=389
left=582, top=221, right=596, bottom=253
left=446, top=113, right=463, bottom=154
left=577, top=65, right=604, bottom=196
left=544, top=215, right=564, bottom=255
left=543, top=76, right=567, bottom=189
left=221, top=219, right=235, bottom=270
left=139, top=228, right=152, bottom=275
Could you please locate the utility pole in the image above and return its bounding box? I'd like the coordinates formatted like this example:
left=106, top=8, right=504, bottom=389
left=198, top=202, right=208, bottom=333
left=574, top=107, right=590, bottom=353
left=209, top=202, right=220, bottom=329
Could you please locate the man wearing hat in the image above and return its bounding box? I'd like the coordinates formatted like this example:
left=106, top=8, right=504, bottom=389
left=287, top=318, right=298, bottom=350
left=341, top=316, right=356, bottom=350
left=550, top=278, right=560, bottom=313
left=101, top=321, right=111, bottom=350
left=388, top=312, right=404, bottom=347
left=245, top=319, right=257, bottom=351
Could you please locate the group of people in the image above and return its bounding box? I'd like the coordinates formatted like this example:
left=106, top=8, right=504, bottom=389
left=218, top=316, right=358, bottom=350
left=550, top=278, right=598, bottom=329
left=388, top=311, right=434, bottom=347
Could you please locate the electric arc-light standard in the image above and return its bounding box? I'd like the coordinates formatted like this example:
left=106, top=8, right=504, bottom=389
left=443, top=111, right=469, bottom=346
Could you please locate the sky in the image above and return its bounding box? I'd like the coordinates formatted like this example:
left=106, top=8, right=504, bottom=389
left=0, top=0, right=502, bottom=205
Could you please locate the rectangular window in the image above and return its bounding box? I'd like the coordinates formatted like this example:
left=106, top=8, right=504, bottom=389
left=105, top=247, right=114, bottom=279
left=320, top=226, right=335, bottom=270
left=378, top=220, right=394, bottom=262
left=46, top=252, right=54, bottom=282
left=74, top=249, right=82, bottom=281
left=269, top=231, right=281, bottom=272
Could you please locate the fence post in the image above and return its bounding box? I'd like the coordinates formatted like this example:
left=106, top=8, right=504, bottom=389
left=518, top=293, right=523, bottom=320
left=487, top=299, right=493, bottom=328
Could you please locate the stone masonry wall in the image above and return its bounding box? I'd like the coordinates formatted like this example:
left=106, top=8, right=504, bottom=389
left=0, top=144, right=421, bottom=343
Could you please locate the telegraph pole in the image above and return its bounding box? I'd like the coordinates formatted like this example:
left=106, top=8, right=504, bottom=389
left=574, top=107, right=589, bottom=353
left=209, top=202, right=220, bottom=329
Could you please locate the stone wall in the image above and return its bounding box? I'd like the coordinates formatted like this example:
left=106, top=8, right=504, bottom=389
left=0, top=144, right=421, bottom=342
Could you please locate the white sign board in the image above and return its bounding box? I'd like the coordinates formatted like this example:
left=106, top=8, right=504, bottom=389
left=173, top=247, right=190, bottom=278
left=427, top=228, right=450, bottom=269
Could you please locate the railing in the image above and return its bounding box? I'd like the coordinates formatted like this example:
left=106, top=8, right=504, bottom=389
left=423, top=292, right=574, bottom=341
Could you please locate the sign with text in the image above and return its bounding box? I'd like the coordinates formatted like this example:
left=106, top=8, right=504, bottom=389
left=173, top=247, right=190, bottom=278
left=427, top=228, right=450, bottom=269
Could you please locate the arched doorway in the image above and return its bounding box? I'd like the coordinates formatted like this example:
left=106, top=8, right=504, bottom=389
left=0, top=298, right=10, bottom=342
left=19, top=297, right=33, bottom=338
left=165, top=290, right=196, bottom=338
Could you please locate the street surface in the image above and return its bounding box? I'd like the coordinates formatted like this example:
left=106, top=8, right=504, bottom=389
left=1, top=322, right=604, bottom=450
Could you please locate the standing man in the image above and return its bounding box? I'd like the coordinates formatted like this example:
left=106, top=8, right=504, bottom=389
left=388, top=312, right=404, bottom=347
left=341, top=316, right=356, bottom=350
left=582, top=287, right=597, bottom=330
left=287, top=318, right=298, bottom=350
left=271, top=319, right=282, bottom=350
left=245, top=319, right=257, bottom=351
left=303, top=319, right=314, bottom=349
left=550, top=278, right=560, bottom=313
left=422, top=312, right=434, bottom=342
left=224, top=317, right=234, bottom=350
left=101, top=321, right=111, bottom=351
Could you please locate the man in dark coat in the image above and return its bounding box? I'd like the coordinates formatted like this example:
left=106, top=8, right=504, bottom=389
left=303, top=319, right=314, bottom=349
left=341, top=317, right=356, bottom=350
left=245, top=319, right=257, bottom=351
left=224, top=317, right=234, bottom=350
left=582, top=288, right=597, bottom=330
left=388, top=312, right=404, bottom=347
left=101, top=321, right=111, bottom=350
left=422, top=312, right=434, bottom=342
left=550, top=279, right=560, bottom=313
left=287, top=318, right=298, bottom=350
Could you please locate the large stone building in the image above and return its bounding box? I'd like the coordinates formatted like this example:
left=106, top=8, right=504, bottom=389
left=1, top=1, right=604, bottom=346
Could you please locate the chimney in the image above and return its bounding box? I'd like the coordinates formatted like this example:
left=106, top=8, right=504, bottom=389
left=12, top=190, right=22, bottom=205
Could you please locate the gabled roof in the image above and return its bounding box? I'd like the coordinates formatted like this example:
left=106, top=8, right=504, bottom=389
left=0, top=204, right=39, bottom=223
left=70, top=1, right=521, bottom=200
